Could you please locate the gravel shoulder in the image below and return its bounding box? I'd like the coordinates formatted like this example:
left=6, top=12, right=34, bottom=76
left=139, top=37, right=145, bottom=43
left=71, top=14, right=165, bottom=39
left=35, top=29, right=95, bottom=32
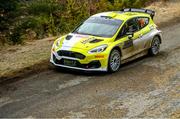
left=0, top=37, right=56, bottom=82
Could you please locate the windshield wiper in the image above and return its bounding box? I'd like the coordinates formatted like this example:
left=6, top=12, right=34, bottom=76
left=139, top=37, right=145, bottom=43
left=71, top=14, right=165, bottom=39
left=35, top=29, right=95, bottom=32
left=73, top=31, right=103, bottom=37
left=79, top=32, right=103, bottom=37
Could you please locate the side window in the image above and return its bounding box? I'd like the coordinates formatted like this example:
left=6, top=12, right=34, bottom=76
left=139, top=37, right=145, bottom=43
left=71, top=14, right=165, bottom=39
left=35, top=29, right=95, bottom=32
left=137, top=17, right=149, bottom=29
left=127, top=18, right=139, bottom=32
left=116, top=18, right=139, bottom=39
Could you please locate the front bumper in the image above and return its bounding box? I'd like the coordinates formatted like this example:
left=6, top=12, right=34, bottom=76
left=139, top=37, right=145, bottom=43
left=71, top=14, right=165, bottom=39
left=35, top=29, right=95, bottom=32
left=50, top=51, right=108, bottom=71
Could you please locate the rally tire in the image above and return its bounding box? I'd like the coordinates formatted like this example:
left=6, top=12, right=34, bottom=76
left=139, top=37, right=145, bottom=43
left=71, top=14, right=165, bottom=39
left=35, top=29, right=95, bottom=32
left=108, top=49, right=121, bottom=73
left=149, top=36, right=161, bottom=56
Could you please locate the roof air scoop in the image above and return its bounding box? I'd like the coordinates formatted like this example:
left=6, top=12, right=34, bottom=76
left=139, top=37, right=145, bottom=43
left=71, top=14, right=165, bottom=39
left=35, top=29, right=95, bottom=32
left=100, top=12, right=117, bottom=19
left=100, top=16, right=112, bottom=19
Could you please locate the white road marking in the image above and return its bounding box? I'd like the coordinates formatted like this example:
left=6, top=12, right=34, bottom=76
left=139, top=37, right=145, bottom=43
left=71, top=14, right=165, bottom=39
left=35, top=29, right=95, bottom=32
left=56, top=77, right=90, bottom=91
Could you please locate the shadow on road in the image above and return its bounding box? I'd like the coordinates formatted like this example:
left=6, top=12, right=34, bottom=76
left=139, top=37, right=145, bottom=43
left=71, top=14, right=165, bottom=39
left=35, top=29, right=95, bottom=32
left=1, top=50, right=168, bottom=86
left=53, top=55, right=151, bottom=76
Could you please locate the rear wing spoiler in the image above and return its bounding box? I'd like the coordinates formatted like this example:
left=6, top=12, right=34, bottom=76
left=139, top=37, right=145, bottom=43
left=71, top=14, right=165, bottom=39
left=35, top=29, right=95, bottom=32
left=121, top=8, right=155, bottom=19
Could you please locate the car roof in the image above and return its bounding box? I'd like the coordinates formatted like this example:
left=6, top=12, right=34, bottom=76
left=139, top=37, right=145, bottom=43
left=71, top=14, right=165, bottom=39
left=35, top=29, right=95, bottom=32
left=91, top=11, right=150, bottom=21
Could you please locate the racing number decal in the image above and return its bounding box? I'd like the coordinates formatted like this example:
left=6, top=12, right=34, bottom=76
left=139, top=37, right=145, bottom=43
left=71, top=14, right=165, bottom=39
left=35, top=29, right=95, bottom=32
left=123, top=39, right=133, bottom=49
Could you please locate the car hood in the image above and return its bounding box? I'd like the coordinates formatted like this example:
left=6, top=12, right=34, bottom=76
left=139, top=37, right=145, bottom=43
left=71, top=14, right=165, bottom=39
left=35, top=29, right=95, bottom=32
left=57, top=33, right=110, bottom=51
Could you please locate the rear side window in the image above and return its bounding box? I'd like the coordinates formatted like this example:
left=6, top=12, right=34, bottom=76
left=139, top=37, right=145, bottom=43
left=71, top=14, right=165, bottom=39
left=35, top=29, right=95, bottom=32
left=137, top=17, right=149, bottom=29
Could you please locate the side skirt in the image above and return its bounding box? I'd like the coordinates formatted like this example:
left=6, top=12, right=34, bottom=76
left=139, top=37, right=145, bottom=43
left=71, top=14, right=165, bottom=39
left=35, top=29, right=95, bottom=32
left=121, top=50, right=148, bottom=64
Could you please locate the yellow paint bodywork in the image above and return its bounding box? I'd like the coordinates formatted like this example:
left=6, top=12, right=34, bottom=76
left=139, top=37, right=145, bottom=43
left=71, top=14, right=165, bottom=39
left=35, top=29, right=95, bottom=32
left=51, top=11, right=156, bottom=70
left=53, top=35, right=113, bottom=69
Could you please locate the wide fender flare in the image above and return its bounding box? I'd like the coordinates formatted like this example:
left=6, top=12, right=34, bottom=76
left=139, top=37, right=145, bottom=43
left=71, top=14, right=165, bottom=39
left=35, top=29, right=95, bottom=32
left=149, top=29, right=162, bottom=44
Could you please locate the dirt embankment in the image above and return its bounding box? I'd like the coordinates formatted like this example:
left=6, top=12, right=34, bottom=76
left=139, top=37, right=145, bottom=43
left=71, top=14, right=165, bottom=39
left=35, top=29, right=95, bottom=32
left=0, top=0, right=180, bottom=82
left=0, top=37, right=56, bottom=82
left=147, top=0, right=180, bottom=27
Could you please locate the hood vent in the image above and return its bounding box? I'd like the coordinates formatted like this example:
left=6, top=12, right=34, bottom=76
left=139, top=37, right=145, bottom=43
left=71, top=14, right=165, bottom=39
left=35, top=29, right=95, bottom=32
left=66, top=35, right=73, bottom=40
left=89, top=39, right=103, bottom=43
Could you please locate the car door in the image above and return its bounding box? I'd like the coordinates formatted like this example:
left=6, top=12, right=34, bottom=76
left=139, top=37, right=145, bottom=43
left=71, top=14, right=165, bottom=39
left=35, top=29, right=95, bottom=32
left=115, top=17, right=141, bottom=60
left=127, top=17, right=147, bottom=55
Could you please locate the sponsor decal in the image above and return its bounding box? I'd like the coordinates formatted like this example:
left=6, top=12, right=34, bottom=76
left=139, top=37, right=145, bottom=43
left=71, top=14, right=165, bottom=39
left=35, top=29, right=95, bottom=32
left=95, top=55, right=105, bottom=58
left=123, top=39, right=133, bottom=49
left=81, top=37, right=96, bottom=44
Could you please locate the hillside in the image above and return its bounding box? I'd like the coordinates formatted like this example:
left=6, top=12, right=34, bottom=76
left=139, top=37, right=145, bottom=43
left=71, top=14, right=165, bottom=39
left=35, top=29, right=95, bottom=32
left=0, top=0, right=149, bottom=45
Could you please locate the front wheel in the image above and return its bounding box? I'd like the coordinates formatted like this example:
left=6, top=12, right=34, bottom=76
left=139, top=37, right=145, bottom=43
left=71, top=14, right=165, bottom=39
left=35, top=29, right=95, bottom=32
left=149, top=36, right=161, bottom=56
left=108, top=49, right=121, bottom=73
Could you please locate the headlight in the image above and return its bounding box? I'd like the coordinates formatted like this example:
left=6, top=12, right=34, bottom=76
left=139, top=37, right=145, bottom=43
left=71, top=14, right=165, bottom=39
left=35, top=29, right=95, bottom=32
left=55, top=38, right=61, bottom=48
left=52, top=37, right=63, bottom=52
left=88, top=45, right=108, bottom=54
left=55, top=38, right=61, bottom=47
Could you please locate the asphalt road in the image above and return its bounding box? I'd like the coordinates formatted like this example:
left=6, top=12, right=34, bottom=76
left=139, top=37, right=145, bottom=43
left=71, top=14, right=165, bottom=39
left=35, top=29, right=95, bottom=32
left=0, top=24, right=180, bottom=118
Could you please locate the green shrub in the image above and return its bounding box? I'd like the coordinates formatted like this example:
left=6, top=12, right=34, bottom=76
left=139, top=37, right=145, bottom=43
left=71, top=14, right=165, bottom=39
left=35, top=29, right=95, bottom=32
left=1, top=0, right=151, bottom=45
left=9, top=28, right=22, bottom=44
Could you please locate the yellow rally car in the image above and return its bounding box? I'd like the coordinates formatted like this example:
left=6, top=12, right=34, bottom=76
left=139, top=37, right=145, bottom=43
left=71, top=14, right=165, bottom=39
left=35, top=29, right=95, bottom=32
left=50, top=8, right=162, bottom=72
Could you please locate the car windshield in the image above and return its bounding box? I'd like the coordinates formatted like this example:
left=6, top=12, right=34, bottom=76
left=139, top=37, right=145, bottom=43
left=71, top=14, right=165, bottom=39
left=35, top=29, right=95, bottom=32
left=73, top=17, right=123, bottom=38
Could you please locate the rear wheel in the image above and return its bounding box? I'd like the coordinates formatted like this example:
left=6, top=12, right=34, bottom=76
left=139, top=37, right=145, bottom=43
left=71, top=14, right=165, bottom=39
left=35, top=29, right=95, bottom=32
left=149, top=36, right=160, bottom=56
left=108, top=49, right=121, bottom=73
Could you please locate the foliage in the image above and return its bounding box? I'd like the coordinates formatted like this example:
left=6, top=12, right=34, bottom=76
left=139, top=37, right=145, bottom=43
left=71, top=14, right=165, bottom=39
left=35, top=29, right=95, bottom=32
left=0, top=0, right=150, bottom=45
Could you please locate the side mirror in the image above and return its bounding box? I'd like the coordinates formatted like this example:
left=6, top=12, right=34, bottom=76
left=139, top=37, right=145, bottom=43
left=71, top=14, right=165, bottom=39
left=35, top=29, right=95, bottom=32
left=126, top=32, right=134, bottom=39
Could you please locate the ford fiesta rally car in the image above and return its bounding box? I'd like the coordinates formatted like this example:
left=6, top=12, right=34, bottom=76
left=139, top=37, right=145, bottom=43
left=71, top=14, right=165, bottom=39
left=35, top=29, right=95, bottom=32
left=50, top=8, right=162, bottom=72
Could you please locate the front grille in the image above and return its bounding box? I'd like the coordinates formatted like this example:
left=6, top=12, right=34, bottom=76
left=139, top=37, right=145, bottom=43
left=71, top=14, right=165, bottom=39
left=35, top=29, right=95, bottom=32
left=53, top=54, right=101, bottom=69
left=57, top=50, right=85, bottom=59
